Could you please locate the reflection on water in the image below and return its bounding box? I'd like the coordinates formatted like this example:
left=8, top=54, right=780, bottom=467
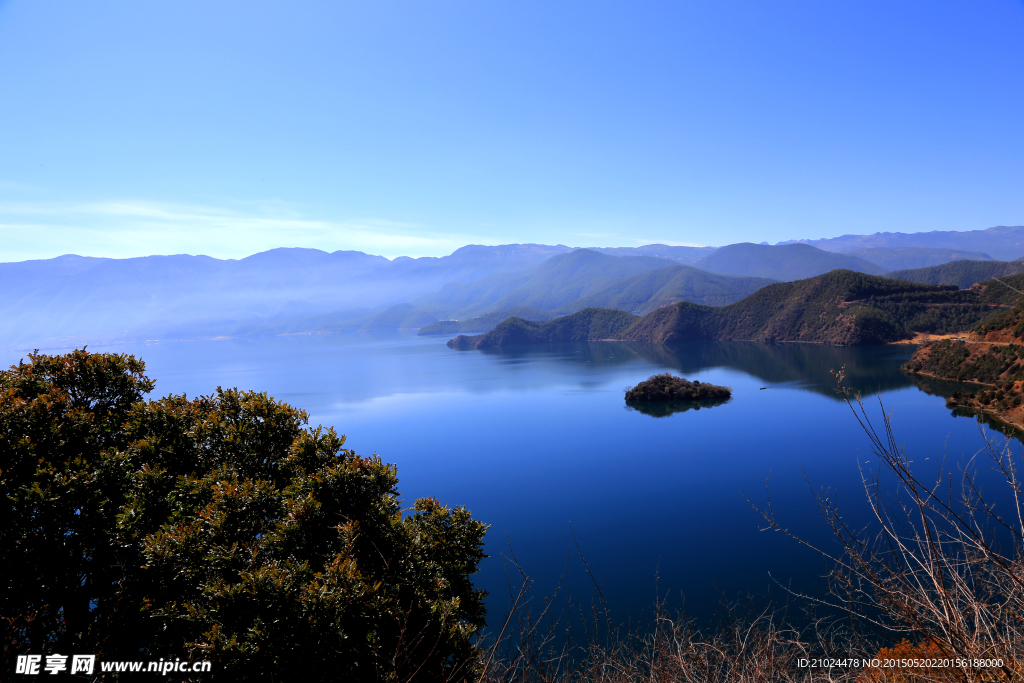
left=901, top=373, right=1024, bottom=438
left=479, top=340, right=917, bottom=400
left=626, top=397, right=732, bottom=418
left=905, top=372, right=977, bottom=399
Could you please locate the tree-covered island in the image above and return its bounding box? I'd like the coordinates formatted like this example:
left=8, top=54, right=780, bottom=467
left=624, top=373, right=731, bottom=402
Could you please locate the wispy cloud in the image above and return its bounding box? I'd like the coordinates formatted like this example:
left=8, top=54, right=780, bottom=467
left=0, top=199, right=481, bottom=261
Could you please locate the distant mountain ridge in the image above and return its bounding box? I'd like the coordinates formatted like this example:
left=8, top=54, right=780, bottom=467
left=584, top=244, right=717, bottom=264
left=780, top=225, right=1024, bottom=262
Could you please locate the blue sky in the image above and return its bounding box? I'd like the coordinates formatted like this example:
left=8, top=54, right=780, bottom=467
left=1, top=0, right=1022, bottom=260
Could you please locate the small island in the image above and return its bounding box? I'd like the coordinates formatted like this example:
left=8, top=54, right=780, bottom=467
left=625, top=373, right=732, bottom=402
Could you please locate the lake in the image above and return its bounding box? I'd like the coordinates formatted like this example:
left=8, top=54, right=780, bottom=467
left=4, top=334, right=1013, bottom=632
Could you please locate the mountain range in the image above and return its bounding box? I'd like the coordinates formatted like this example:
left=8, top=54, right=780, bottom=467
left=781, top=224, right=1024, bottom=262
left=2, top=224, right=1021, bottom=348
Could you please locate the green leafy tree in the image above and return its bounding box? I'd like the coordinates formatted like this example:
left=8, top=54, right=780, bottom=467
left=1, top=349, right=488, bottom=681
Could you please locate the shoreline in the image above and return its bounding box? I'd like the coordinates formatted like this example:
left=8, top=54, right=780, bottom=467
left=904, top=332, right=1024, bottom=437
left=908, top=369, right=1024, bottom=435
left=906, top=368, right=996, bottom=388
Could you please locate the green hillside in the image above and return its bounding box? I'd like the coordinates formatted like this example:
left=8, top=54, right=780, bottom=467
left=450, top=270, right=1011, bottom=349
left=888, top=259, right=1024, bottom=289
left=551, top=265, right=775, bottom=315
left=693, top=243, right=888, bottom=280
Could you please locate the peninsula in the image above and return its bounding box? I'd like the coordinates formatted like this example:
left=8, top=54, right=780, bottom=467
left=904, top=278, right=1024, bottom=431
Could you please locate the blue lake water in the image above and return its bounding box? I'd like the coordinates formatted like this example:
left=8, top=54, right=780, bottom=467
left=5, top=334, right=1015, bottom=631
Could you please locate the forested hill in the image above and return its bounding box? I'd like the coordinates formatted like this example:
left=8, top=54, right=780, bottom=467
left=888, top=259, right=1024, bottom=289
left=449, top=270, right=1012, bottom=349
left=621, top=270, right=983, bottom=345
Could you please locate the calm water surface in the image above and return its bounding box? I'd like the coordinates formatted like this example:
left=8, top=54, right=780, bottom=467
left=6, top=335, right=1014, bottom=629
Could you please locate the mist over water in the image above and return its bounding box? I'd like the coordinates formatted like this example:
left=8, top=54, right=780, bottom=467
left=6, top=336, right=1015, bottom=629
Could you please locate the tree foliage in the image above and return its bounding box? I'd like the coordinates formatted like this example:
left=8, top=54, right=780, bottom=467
left=1, top=349, right=488, bottom=681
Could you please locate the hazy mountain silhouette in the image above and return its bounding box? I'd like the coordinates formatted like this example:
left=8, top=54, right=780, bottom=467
left=550, top=265, right=775, bottom=315
left=415, top=249, right=680, bottom=318
left=0, top=245, right=569, bottom=346
left=844, top=247, right=993, bottom=271
left=693, top=243, right=887, bottom=280
left=781, top=225, right=1024, bottom=262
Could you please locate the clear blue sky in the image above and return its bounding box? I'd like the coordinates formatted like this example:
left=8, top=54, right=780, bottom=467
left=1, top=0, right=1022, bottom=260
